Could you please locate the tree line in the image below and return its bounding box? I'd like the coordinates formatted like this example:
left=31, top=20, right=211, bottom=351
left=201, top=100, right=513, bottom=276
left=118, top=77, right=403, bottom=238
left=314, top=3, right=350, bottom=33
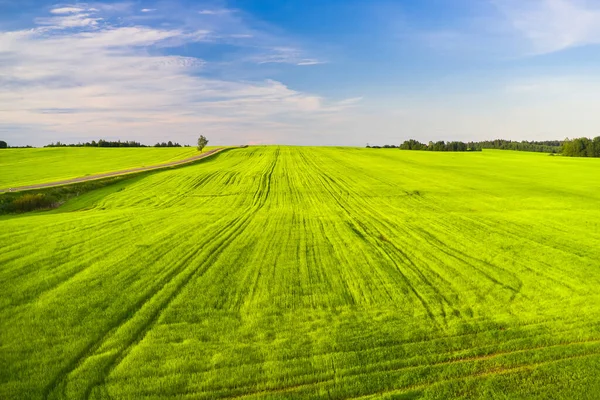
left=368, top=140, right=481, bottom=152
left=153, top=141, right=187, bottom=148
left=44, top=139, right=189, bottom=148
left=369, top=139, right=563, bottom=153
left=369, top=137, right=600, bottom=157
left=477, top=139, right=562, bottom=153
left=0, top=141, right=33, bottom=149
left=562, top=137, right=600, bottom=157
left=3, top=137, right=207, bottom=150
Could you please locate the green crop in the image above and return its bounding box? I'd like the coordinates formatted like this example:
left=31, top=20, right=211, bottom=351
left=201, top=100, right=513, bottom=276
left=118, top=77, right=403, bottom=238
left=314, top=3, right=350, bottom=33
left=0, top=147, right=209, bottom=189
left=1, top=146, right=600, bottom=399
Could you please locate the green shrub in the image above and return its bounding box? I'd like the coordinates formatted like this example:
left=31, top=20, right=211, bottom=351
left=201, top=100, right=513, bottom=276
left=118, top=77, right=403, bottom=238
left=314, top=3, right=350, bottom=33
left=11, top=193, right=57, bottom=212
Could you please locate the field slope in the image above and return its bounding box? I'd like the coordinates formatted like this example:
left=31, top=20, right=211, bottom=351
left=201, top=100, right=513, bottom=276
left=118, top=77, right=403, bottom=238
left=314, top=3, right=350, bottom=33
left=0, top=147, right=210, bottom=189
left=1, top=147, right=600, bottom=399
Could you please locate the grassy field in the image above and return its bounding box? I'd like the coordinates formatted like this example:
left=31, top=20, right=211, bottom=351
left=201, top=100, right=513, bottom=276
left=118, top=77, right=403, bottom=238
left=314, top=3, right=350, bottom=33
left=1, top=146, right=600, bottom=399
left=0, top=147, right=208, bottom=189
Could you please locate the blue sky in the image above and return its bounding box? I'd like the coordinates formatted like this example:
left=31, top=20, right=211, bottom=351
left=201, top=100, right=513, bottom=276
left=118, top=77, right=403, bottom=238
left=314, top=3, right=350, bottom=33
left=2, top=0, right=600, bottom=146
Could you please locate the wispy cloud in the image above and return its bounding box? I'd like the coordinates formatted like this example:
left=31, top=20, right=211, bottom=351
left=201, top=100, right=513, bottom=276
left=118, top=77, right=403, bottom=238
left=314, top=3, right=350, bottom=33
left=407, top=1, right=600, bottom=59
left=0, top=3, right=350, bottom=146
left=50, top=7, right=86, bottom=14
left=198, top=9, right=233, bottom=15
left=296, top=59, right=326, bottom=66
left=37, top=6, right=102, bottom=28
left=141, top=8, right=156, bottom=13
left=252, top=47, right=326, bottom=66
left=493, top=0, right=600, bottom=54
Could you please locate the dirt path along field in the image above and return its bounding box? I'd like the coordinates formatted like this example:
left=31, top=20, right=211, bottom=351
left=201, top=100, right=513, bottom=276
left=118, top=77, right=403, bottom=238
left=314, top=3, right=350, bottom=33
left=0, top=148, right=225, bottom=193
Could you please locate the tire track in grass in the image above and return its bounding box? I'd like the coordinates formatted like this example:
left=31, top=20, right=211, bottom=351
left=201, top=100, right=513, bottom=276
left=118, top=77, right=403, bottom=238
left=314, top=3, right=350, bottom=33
left=316, top=148, right=552, bottom=315
left=44, top=218, right=252, bottom=395
left=145, top=314, right=600, bottom=395
left=411, top=225, right=523, bottom=298
left=40, top=149, right=263, bottom=398
left=429, top=215, right=575, bottom=293
left=376, top=215, right=508, bottom=297
left=0, top=215, right=147, bottom=310
left=349, top=348, right=600, bottom=400
left=42, top=220, right=228, bottom=399
left=318, top=154, right=457, bottom=288
left=296, top=150, right=445, bottom=323
left=462, top=215, right=593, bottom=282
left=323, top=158, right=529, bottom=304
left=167, top=343, right=600, bottom=399
left=76, top=148, right=280, bottom=398
left=9, top=214, right=168, bottom=307
left=45, top=210, right=253, bottom=399
left=185, top=339, right=600, bottom=399
left=316, top=171, right=465, bottom=320
left=83, top=214, right=257, bottom=398
left=314, top=156, right=479, bottom=322
left=252, top=146, right=279, bottom=207
left=43, top=313, right=600, bottom=384
left=293, top=151, right=427, bottom=310
left=406, top=212, right=578, bottom=300
left=129, top=313, right=597, bottom=397
left=111, top=316, right=596, bottom=389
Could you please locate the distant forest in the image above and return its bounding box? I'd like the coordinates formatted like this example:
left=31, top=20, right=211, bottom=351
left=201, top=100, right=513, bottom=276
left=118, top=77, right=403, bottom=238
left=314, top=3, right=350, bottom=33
left=45, top=139, right=189, bottom=148
left=562, top=137, right=600, bottom=157
left=369, top=139, right=563, bottom=153
left=368, top=141, right=479, bottom=151
left=478, top=140, right=562, bottom=153
left=370, top=138, right=600, bottom=157
left=0, top=140, right=33, bottom=149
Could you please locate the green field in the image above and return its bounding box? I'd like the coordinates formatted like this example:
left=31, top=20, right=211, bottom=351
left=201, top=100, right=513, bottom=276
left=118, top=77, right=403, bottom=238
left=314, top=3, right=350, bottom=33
left=0, top=147, right=206, bottom=189
left=2, top=146, right=600, bottom=399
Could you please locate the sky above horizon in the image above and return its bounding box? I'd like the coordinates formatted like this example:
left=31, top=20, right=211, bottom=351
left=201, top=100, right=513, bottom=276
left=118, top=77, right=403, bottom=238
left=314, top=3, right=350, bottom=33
left=2, top=0, right=600, bottom=147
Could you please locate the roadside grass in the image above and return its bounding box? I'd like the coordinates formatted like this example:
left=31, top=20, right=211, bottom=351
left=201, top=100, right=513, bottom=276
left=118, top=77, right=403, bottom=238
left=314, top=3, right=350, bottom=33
left=0, top=148, right=229, bottom=214
left=0, top=146, right=217, bottom=189
left=1, top=147, right=600, bottom=399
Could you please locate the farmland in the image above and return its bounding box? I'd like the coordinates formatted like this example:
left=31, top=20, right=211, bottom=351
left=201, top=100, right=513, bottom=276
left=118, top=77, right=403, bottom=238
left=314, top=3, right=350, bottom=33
left=0, top=147, right=204, bottom=189
left=1, top=146, right=600, bottom=399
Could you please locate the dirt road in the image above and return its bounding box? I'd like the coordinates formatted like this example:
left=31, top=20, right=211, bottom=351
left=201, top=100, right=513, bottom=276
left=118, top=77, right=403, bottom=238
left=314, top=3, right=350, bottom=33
left=0, top=148, right=226, bottom=194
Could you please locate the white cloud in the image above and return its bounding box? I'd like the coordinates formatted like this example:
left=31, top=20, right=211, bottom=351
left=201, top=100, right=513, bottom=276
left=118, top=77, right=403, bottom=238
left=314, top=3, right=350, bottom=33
left=296, top=59, right=326, bottom=66
left=50, top=7, right=86, bottom=14
left=252, top=47, right=326, bottom=66
left=336, top=97, right=363, bottom=106
left=35, top=14, right=101, bottom=28
left=493, top=0, right=600, bottom=54
left=36, top=5, right=105, bottom=28
left=92, top=3, right=132, bottom=13
left=73, top=27, right=193, bottom=47
left=198, top=9, right=233, bottom=15
left=0, top=7, right=349, bottom=146
left=141, top=9, right=156, bottom=13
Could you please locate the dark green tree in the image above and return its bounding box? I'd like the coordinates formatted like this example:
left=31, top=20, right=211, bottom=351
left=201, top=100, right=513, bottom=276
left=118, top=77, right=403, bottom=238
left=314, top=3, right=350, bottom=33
left=562, top=137, right=600, bottom=157
left=594, top=137, right=600, bottom=157
left=197, top=135, right=209, bottom=152
left=0, top=140, right=7, bottom=149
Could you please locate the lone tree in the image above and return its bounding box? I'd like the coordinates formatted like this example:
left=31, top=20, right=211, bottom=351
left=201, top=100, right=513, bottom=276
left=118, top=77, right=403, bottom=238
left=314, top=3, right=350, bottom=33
left=0, top=140, right=7, bottom=149
left=197, top=135, right=208, bottom=152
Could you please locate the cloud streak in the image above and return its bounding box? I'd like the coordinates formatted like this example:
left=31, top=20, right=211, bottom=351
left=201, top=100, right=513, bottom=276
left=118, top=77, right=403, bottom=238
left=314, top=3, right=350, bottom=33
left=493, top=0, right=600, bottom=54
left=0, top=4, right=350, bottom=146
left=251, top=47, right=327, bottom=66
left=198, top=9, right=233, bottom=15
left=50, top=7, right=87, bottom=14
